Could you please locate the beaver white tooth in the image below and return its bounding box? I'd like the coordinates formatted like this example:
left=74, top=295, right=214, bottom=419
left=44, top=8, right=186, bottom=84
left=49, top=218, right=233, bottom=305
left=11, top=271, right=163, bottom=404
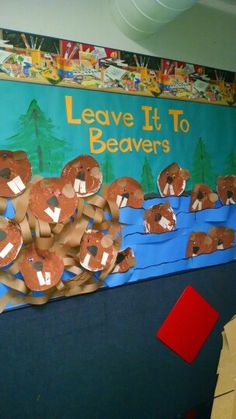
left=192, top=199, right=202, bottom=210
left=36, top=271, right=51, bottom=286
left=226, top=197, right=235, bottom=205
left=44, top=207, right=61, bottom=223
left=217, top=244, right=224, bottom=250
left=74, top=179, right=86, bottom=194
left=116, top=195, right=123, bottom=208
left=112, top=264, right=120, bottom=273
left=159, top=216, right=172, bottom=230
left=163, top=183, right=169, bottom=195
left=7, top=176, right=26, bottom=194
left=101, top=251, right=109, bottom=266
left=120, top=197, right=128, bottom=208
left=0, top=242, right=14, bottom=258
left=82, top=253, right=91, bottom=269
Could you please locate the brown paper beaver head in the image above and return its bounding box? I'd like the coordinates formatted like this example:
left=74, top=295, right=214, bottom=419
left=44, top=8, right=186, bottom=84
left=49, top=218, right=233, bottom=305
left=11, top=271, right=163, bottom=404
left=112, top=247, right=136, bottom=273
left=144, top=201, right=176, bottom=233
left=107, top=177, right=144, bottom=209
left=79, top=230, right=116, bottom=272
left=186, top=232, right=216, bottom=258
left=61, top=154, right=102, bottom=197
left=217, top=175, right=236, bottom=205
left=0, top=216, right=23, bottom=267
left=157, top=163, right=189, bottom=197
left=208, top=226, right=235, bottom=250
left=190, top=184, right=218, bottom=212
left=29, top=178, right=78, bottom=223
left=19, top=245, right=64, bottom=291
left=0, top=150, right=31, bottom=197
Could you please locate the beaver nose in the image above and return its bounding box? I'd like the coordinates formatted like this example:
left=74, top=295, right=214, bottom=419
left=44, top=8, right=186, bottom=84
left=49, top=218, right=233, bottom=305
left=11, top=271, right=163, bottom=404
left=227, top=190, right=233, bottom=198
left=197, top=190, right=204, bottom=200
left=33, top=261, right=43, bottom=271
left=218, top=239, right=223, bottom=245
left=77, top=171, right=85, bottom=181
left=154, top=213, right=162, bottom=222
left=87, top=245, right=98, bottom=257
left=0, top=230, right=7, bottom=241
left=0, top=168, right=11, bottom=179
left=116, top=253, right=126, bottom=264
left=167, top=176, right=173, bottom=184
left=193, top=246, right=200, bottom=254
left=122, top=193, right=129, bottom=199
left=47, top=196, right=59, bottom=207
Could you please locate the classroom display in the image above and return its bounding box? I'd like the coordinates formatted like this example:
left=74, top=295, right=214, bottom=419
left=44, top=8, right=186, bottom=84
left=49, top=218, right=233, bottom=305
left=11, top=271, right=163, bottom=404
left=0, top=29, right=235, bottom=312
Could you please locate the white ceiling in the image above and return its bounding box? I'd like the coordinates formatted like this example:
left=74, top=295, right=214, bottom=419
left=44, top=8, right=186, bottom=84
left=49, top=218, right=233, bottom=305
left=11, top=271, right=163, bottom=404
left=199, top=0, right=236, bottom=15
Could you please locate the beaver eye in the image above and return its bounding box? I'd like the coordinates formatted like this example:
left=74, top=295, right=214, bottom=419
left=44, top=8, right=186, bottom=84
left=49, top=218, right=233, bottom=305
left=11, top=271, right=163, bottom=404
left=28, top=257, right=34, bottom=262
left=87, top=168, right=90, bottom=172
left=0, top=153, right=9, bottom=159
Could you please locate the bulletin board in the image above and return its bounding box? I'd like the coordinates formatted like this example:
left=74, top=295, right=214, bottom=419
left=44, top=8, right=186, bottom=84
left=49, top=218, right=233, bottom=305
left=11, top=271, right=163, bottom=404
left=0, top=28, right=235, bottom=312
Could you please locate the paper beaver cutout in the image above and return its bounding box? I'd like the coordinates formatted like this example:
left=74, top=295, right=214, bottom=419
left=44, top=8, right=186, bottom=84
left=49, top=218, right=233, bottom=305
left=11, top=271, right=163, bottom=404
left=0, top=216, right=23, bottom=268
left=61, top=154, right=102, bottom=197
left=208, top=226, right=235, bottom=250
left=0, top=150, right=31, bottom=197
left=112, top=247, right=136, bottom=273
left=190, top=184, right=218, bottom=211
left=186, top=232, right=216, bottom=258
left=107, top=177, right=144, bottom=208
left=19, top=245, right=64, bottom=291
left=217, top=175, right=236, bottom=205
left=157, top=162, right=189, bottom=197
left=79, top=230, right=116, bottom=272
left=144, top=201, right=176, bottom=233
left=29, top=178, right=78, bottom=223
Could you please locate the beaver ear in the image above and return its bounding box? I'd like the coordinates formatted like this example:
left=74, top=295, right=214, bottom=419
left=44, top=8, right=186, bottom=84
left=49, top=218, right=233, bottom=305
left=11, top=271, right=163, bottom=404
left=62, top=183, right=75, bottom=198
left=163, top=201, right=170, bottom=209
left=13, top=150, right=27, bottom=160
left=209, top=192, right=218, bottom=203
left=192, top=184, right=200, bottom=193
left=101, top=234, right=113, bottom=249
left=90, top=166, right=101, bottom=178
left=180, top=169, right=190, bottom=180
left=208, top=227, right=217, bottom=237
left=190, top=232, right=196, bottom=241
left=203, top=235, right=213, bottom=246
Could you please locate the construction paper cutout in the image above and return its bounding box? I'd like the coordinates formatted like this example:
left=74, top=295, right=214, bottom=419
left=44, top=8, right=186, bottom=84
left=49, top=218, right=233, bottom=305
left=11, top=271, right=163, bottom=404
left=61, top=154, right=102, bottom=197
left=208, top=226, right=235, bottom=250
left=0, top=216, right=22, bottom=267
left=0, top=150, right=31, bottom=197
left=107, top=177, right=144, bottom=209
left=79, top=230, right=116, bottom=272
left=19, top=245, right=64, bottom=291
left=190, top=184, right=218, bottom=212
left=186, top=231, right=216, bottom=257
left=156, top=285, right=219, bottom=363
left=29, top=177, right=78, bottom=223
left=217, top=175, right=236, bottom=205
left=144, top=201, right=176, bottom=233
left=157, top=163, right=189, bottom=197
left=112, top=247, right=135, bottom=273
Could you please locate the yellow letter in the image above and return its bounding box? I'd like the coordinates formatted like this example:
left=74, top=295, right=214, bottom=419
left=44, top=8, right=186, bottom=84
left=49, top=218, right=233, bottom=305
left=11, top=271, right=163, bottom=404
left=89, top=127, right=106, bottom=154
left=65, top=96, right=81, bottom=124
left=107, top=138, right=119, bottom=153
left=82, top=108, right=95, bottom=124
left=141, top=106, right=153, bottom=131
left=123, top=113, right=134, bottom=127
left=96, top=110, right=110, bottom=126
left=162, top=139, right=170, bottom=153
left=142, top=139, right=153, bottom=153
left=119, top=137, right=132, bottom=153
left=168, top=109, right=184, bottom=132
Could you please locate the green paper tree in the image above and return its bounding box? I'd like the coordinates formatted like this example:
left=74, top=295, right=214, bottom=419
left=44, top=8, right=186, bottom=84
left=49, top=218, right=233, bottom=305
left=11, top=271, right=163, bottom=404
left=140, top=156, right=155, bottom=193
left=224, top=150, right=236, bottom=175
left=191, top=137, right=215, bottom=190
left=6, top=99, right=66, bottom=175
left=101, top=153, right=114, bottom=183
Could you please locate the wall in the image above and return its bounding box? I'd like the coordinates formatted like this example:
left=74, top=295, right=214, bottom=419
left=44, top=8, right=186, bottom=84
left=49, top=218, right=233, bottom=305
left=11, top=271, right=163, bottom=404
left=0, top=0, right=235, bottom=71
